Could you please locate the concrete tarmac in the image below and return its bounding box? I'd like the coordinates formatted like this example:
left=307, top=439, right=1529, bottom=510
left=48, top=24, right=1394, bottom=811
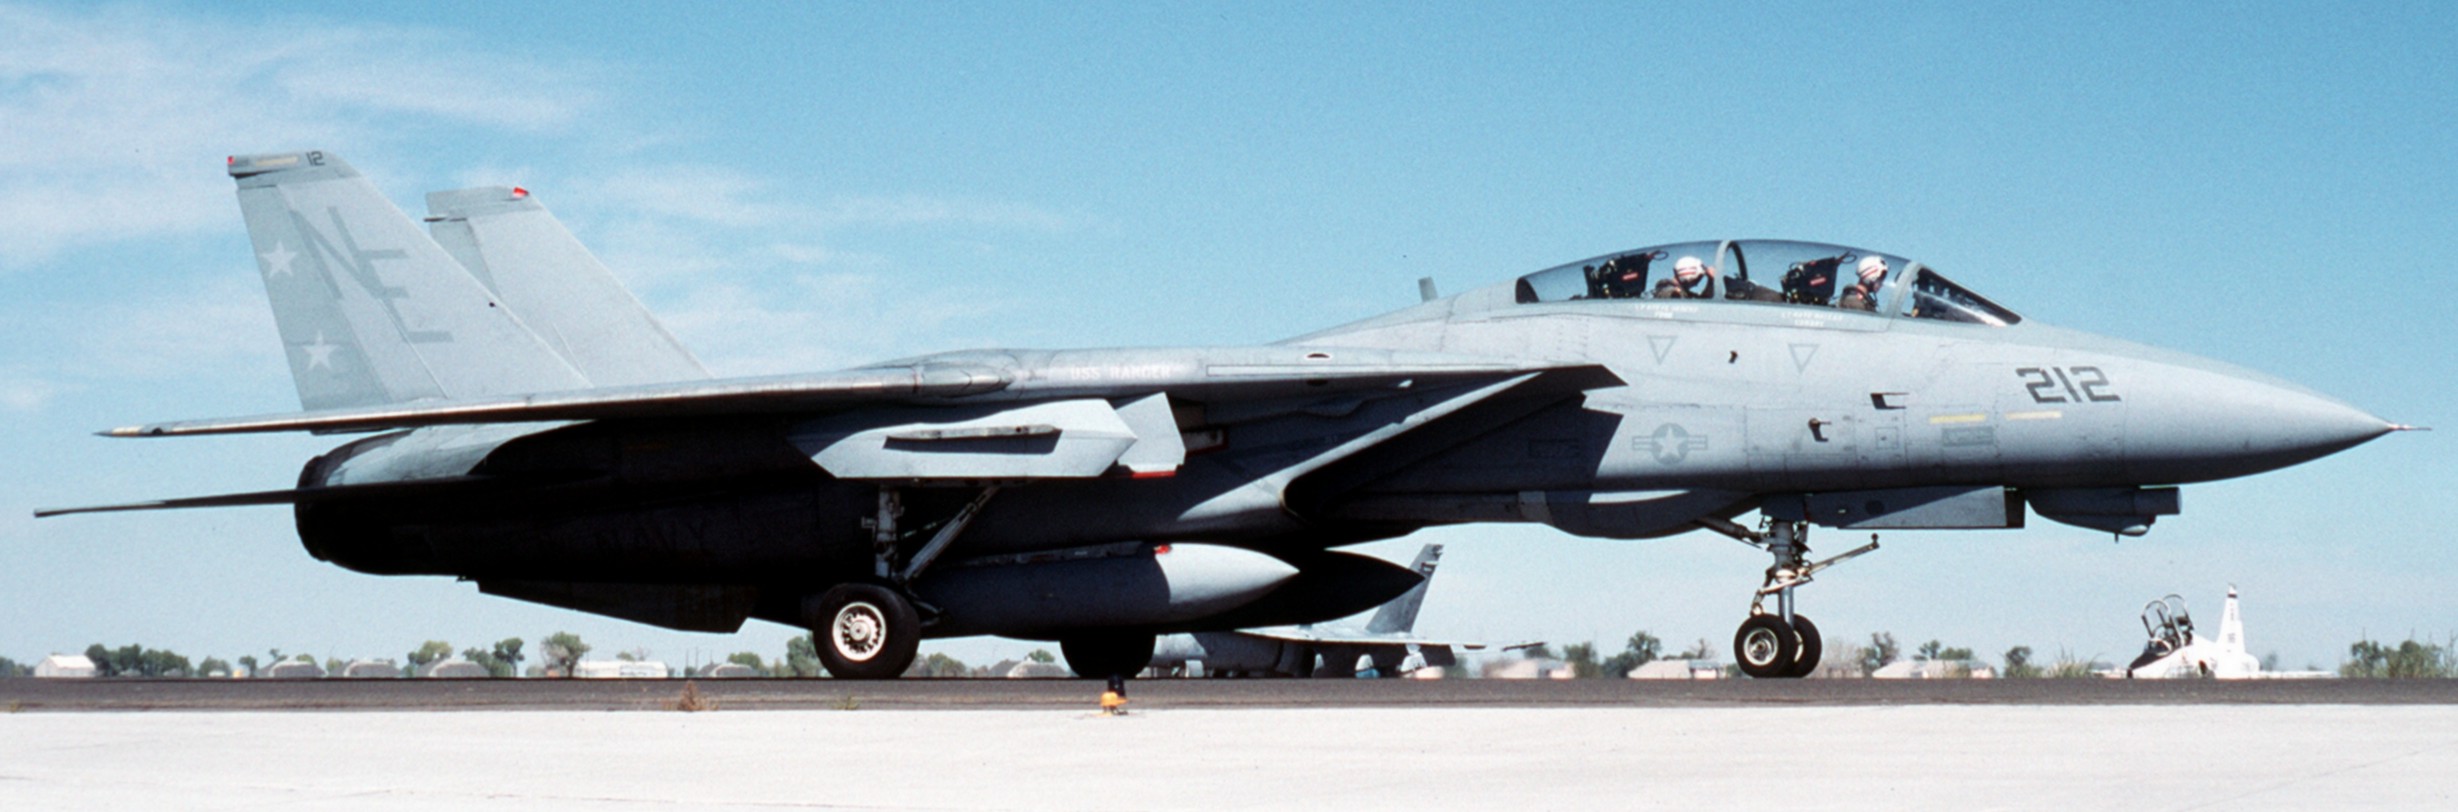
left=7, top=680, right=2458, bottom=810
left=4, top=703, right=2454, bottom=811
left=9, top=675, right=2458, bottom=711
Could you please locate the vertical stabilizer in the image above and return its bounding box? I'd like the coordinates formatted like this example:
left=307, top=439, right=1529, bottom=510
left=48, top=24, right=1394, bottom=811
left=425, top=187, right=709, bottom=386
left=2219, top=585, right=2246, bottom=654
left=228, top=151, right=589, bottom=410
left=1364, top=544, right=1442, bottom=635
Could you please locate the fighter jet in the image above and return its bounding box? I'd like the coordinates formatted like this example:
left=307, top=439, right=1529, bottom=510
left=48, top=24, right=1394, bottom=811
left=40, top=151, right=2411, bottom=680
left=1148, top=543, right=1529, bottom=678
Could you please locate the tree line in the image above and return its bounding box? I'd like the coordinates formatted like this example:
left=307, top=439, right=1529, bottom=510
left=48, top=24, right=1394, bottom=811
left=0, top=633, right=1063, bottom=679
left=1533, top=630, right=2458, bottom=679
left=9, top=632, right=2455, bottom=679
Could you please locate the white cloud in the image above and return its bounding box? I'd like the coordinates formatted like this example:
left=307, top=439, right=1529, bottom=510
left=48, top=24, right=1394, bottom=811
left=0, top=3, right=1079, bottom=395
left=0, top=3, right=604, bottom=266
left=0, top=370, right=63, bottom=411
left=657, top=274, right=1006, bottom=376
left=580, top=164, right=1082, bottom=231
left=34, top=272, right=283, bottom=382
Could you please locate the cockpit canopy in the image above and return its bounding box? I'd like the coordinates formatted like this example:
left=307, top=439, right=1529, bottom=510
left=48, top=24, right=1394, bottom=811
left=1511, top=239, right=2021, bottom=326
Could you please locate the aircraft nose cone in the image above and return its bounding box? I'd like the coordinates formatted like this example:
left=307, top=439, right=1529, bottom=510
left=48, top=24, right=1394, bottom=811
left=2128, top=369, right=2394, bottom=482
left=2247, top=386, right=2396, bottom=460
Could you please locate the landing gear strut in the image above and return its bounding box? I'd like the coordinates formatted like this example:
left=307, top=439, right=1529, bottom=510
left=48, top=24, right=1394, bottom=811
left=809, top=486, right=1001, bottom=679
left=1700, top=517, right=1877, bottom=679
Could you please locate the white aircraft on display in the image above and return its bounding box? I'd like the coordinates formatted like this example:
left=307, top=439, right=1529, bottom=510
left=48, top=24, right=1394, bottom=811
left=1147, top=543, right=1534, bottom=677
left=2128, top=587, right=2265, bottom=679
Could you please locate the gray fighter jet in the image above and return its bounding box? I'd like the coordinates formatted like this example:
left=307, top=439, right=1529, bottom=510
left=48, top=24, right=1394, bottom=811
left=40, top=151, right=2412, bottom=680
left=1149, top=543, right=1530, bottom=677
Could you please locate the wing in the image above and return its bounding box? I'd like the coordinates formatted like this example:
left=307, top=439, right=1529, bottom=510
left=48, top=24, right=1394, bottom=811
left=58, top=348, right=1615, bottom=518
left=105, top=363, right=1011, bottom=437
left=1237, top=626, right=1496, bottom=651
left=102, top=348, right=1607, bottom=438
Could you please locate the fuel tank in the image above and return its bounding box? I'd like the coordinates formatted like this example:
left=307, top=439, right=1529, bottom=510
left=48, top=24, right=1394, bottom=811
left=914, top=543, right=1298, bottom=638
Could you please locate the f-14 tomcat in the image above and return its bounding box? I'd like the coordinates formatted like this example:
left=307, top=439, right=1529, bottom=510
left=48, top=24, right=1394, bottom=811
left=41, top=151, right=2410, bottom=679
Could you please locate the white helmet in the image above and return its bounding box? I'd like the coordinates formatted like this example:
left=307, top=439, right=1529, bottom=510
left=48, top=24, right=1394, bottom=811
left=1856, top=255, right=1889, bottom=282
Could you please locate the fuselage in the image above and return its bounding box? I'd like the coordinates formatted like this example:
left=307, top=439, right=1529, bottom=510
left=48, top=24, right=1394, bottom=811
left=286, top=238, right=2393, bottom=638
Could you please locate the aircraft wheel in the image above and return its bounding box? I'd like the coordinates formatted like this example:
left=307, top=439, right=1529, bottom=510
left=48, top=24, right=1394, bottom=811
left=813, top=583, right=919, bottom=679
left=1061, top=631, right=1157, bottom=679
left=1782, top=614, right=1823, bottom=678
left=1734, top=614, right=1798, bottom=679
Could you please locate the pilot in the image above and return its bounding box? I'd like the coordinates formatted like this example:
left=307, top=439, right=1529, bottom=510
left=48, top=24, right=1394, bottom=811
left=1837, top=255, right=1889, bottom=312
left=1652, top=256, right=1715, bottom=299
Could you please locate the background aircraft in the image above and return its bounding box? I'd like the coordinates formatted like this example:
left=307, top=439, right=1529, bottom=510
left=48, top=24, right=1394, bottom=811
left=2129, top=587, right=2265, bottom=679
left=41, top=151, right=2404, bottom=679
left=1149, top=543, right=1533, bottom=678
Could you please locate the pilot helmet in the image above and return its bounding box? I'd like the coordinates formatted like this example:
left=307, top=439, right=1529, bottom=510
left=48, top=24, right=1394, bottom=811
left=1856, top=255, right=1890, bottom=285
left=1673, top=255, right=1707, bottom=283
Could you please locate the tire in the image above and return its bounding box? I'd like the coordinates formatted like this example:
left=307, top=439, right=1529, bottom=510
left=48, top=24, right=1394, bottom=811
left=1734, top=614, right=1798, bottom=679
left=812, top=583, right=920, bottom=680
left=1783, top=614, right=1824, bottom=678
left=1061, top=631, right=1158, bottom=679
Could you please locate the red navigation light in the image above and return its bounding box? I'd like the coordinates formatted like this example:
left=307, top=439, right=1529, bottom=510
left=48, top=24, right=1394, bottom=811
left=511, top=186, right=528, bottom=198
left=1153, top=544, right=1172, bottom=555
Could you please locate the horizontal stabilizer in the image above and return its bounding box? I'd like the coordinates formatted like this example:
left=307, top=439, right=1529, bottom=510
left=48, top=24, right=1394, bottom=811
left=34, top=476, right=503, bottom=518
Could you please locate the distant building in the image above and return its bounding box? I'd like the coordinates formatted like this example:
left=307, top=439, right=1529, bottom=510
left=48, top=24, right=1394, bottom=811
left=573, top=660, right=671, bottom=679
left=1484, top=658, right=1576, bottom=680
left=341, top=659, right=404, bottom=678
left=1873, top=659, right=1996, bottom=679
left=1629, top=659, right=1725, bottom=680
left=418, top=658, right=491, bottom=678
left=701, top=663, right=761, bottom=679
left=260, top=660, right=325, bottom=679
left=34, top=654, right=96, bottom=678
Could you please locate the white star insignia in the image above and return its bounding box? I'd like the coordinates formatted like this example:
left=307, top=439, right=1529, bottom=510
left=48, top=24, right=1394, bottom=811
left=260, top=242, right=298, bottom=278
left=302, top=331, right=338, bottom=370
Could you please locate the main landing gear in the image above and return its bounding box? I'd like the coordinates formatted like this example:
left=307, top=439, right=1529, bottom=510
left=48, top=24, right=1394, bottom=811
left=810, top=486, right=999, bottom=679
left=1699, top=518, right=1879, bottom=679
left=811, top=582, right=920, bottom=680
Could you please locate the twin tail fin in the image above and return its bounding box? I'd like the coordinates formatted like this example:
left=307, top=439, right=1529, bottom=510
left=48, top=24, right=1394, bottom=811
left=230, top=151, right=591, bottom=410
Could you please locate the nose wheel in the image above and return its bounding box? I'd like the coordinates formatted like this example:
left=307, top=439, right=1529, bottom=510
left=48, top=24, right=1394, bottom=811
left=1700, top=518, right=1875, bottom=679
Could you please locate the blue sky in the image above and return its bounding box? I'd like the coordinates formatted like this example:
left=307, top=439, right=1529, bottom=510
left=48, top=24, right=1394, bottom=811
left=3, top=2, right=2450, bottom=672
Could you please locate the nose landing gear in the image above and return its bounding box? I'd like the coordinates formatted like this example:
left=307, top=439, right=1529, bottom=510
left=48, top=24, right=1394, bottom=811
left=1701, top=517, right=1878, bottom=679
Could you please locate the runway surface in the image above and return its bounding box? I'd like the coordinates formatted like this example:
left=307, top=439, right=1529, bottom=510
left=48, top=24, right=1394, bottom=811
left=6, top=675, right=2458, bottom=711
left=8, top=680, right=2455, bottom=810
